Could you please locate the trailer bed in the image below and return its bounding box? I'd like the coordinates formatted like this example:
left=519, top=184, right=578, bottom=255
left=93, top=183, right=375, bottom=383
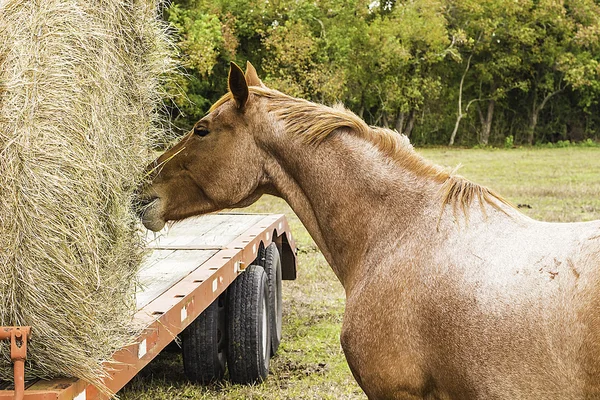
left=138, top=213, right=266, bottom=308
left=0, top=212, right=296, bottom=400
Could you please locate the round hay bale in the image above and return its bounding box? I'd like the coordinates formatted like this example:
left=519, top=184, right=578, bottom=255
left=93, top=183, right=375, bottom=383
left=0, top=0, right=173, bottom=393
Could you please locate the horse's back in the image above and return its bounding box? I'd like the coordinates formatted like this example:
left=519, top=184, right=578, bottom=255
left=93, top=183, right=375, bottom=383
left=428, top=216, right=600, bottom=398
left=345, top=214, right=600, bottom=399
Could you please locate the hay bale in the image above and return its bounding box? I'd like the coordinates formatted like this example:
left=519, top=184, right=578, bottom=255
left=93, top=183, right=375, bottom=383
left=0, top=0, right=172, bottom=393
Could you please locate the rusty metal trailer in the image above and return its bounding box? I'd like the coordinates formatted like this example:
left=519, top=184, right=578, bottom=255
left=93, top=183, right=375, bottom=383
left=0, top=213, right=297, bottom=400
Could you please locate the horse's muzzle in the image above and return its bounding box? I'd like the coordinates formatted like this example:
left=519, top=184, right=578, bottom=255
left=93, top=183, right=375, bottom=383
left=138, top=197, right=165, bottom=232
left=133, top=182, right=165, bottom=232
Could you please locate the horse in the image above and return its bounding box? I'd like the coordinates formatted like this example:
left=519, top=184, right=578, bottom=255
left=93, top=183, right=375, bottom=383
left=139, top=61, right=600, bottom=399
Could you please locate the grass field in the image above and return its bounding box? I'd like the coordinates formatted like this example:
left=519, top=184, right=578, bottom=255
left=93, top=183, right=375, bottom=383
left=119, top=147, right=599, bottom=400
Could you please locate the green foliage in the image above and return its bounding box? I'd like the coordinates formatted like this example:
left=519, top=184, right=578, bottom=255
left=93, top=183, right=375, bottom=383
left=536, top=138, right=600, bottom=148
left=163, top=1, right=238, bottom=130
left=164, top=0, right=600, bottom=145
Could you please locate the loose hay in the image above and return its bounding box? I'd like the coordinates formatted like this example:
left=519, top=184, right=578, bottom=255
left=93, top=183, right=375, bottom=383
left=0, top=0, right=173, bottom=394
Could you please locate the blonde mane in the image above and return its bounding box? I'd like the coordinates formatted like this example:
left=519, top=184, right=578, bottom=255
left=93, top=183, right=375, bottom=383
left=211, top=88, right=512, bottom=216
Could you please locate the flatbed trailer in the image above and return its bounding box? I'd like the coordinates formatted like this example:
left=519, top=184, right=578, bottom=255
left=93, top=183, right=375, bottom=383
left=0, top=213, right=297, bottom=400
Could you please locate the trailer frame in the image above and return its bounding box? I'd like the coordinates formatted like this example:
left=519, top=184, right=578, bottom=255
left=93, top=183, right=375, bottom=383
left=0, top=213, right=296, bottom=400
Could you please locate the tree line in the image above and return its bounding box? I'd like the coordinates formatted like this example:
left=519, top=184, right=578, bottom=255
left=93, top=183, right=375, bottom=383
left=163, top=0, right=600, bottom=146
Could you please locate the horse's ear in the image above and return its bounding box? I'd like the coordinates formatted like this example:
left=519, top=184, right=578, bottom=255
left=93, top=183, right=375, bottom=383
left=228, top=61, right=248, bottom=109
left=245, top=61, right=264, bottom=87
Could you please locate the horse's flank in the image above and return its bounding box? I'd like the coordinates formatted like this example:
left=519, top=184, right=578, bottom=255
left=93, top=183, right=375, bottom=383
left=211, top=87, right=513, bottom=219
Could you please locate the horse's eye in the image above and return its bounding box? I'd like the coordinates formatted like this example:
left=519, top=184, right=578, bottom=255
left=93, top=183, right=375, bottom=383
left=193, top=126, right=210, bottom=137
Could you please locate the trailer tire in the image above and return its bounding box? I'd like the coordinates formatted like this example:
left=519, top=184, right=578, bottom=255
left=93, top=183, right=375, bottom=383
left=259, top=243, right=283, bottom=356
left=181, top=294, right=227, bottom=383
left=227, top=265, right=271, bottom=384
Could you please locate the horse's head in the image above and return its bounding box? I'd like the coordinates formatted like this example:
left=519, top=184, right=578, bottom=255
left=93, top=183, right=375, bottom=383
left=139, top=62, right=269, bottom=231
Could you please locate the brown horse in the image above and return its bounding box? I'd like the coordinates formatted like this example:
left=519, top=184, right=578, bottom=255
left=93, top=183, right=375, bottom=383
left=139, top=62, right=600, bottom=399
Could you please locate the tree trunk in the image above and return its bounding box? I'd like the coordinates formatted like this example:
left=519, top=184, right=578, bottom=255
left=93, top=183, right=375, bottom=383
left=394, top=110, right=416, bottom=137
left=404, top=110, right=416, bottom=138
left=477, top=100, right=495, bottom=146
left=449, top=53, right=473, bottom=146
left=374, top=113, right=382, bottom=126
left=358, top=103, right=365, bottom=120
left=395, top=111, right=405, bottom=133
left=527, top=83, right=565, bottom=145
left=449, top=114, right=464, bottom=146
left=527, top=112, right=538, bottom=146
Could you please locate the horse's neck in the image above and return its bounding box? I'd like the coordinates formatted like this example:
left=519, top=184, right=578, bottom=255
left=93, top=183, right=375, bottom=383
left=264, top=132, right=441, bottom=290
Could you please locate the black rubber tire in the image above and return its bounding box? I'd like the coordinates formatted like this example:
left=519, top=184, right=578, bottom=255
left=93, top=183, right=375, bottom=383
left=258, top=243, right=283, bottom=356
left=181, top=294, right=227, bottom=383
left=226, top=265, right=271, bottom=384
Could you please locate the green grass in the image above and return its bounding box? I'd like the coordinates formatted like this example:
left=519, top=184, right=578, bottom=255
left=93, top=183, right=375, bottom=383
left=119, top=147, right=599, bottom=399
left=421, top=147, right=600, bottom=222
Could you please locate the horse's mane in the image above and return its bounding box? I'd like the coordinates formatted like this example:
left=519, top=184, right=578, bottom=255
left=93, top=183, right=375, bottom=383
left=211, top=88, right=513, bottom=217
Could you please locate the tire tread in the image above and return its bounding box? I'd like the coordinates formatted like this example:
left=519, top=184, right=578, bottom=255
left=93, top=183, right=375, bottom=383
left=227, top=265, right=270, bottom=384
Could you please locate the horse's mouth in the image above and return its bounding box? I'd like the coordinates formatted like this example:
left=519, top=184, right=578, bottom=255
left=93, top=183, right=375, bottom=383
left=136, top=196, right=166, bottom=232
left=139, top=196, right=158, bottom=208
left=134, top=195, right=157, bottom=216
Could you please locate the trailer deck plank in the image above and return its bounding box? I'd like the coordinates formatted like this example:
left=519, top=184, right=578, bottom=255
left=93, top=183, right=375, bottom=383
left=145, top=214, right=265, bottom=249
left=136, top=213, right=266, bottom=309
left=136, top=249, right=218, bottom=308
